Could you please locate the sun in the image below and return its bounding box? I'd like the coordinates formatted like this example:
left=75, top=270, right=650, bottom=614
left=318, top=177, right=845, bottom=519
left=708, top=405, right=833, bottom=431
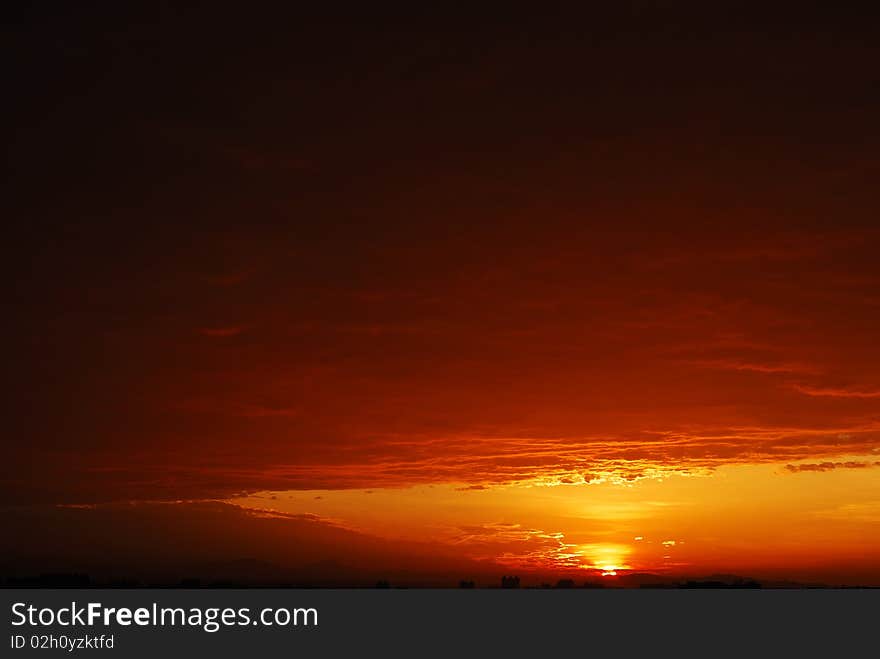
left=576, top=543, right=632, bottom=575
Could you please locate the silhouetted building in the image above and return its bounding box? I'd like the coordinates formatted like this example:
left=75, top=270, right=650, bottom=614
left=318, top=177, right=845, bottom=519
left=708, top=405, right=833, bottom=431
left=556, top=579, right=575, bottom=589
left=459, top=580, right=475, bottom=589
left=501, top=575, right=520, bottom=589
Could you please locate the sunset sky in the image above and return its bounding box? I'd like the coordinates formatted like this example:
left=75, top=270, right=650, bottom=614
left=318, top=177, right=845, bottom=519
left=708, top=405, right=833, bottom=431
left=5, top=4, right=880, bottom=585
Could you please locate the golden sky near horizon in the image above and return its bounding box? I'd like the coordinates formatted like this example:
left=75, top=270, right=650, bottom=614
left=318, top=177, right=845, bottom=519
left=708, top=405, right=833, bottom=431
left=230, top=453, right=880, bottom=582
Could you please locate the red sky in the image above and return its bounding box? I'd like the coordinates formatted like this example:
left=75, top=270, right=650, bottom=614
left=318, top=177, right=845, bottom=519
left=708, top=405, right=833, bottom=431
left=5, top=4, right=880, bottom=585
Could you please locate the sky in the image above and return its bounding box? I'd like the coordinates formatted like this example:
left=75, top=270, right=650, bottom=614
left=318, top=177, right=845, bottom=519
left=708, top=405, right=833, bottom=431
left=4, top=3, right=880, bottom=585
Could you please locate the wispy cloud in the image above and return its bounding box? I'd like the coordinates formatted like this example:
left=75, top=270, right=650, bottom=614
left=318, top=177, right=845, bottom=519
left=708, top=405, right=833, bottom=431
left=792, top=384, right=880, bottom=399
left=688, top=359, right=816, bottom=374
left=451, top=523, right=583, bottom=571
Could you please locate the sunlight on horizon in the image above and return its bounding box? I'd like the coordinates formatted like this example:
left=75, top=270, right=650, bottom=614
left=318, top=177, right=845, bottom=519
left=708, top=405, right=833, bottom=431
left=228, top=452, right=880, bottom=581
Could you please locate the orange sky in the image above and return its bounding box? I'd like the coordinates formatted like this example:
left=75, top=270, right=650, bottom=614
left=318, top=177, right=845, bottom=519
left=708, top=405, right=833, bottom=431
left=5, top=4, right=880, bottom=585
left=230, top=454, right=880, bottom=584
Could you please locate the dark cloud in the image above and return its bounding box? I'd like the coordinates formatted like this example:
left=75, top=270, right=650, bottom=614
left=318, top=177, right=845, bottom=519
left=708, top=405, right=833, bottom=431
left=784, top=461, right=880, bottom=473
left=5, top=3, right=880, bottom=507
left=0, top=501, right=496, bottom=585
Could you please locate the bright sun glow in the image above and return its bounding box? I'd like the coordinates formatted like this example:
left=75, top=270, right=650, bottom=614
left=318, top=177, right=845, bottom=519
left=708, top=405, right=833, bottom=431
left=575, top=543, right=632, bottom=574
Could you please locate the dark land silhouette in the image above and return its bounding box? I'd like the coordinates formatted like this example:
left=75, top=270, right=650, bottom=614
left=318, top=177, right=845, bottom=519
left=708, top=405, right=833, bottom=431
left=5, top=571, right=874, bottom=589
